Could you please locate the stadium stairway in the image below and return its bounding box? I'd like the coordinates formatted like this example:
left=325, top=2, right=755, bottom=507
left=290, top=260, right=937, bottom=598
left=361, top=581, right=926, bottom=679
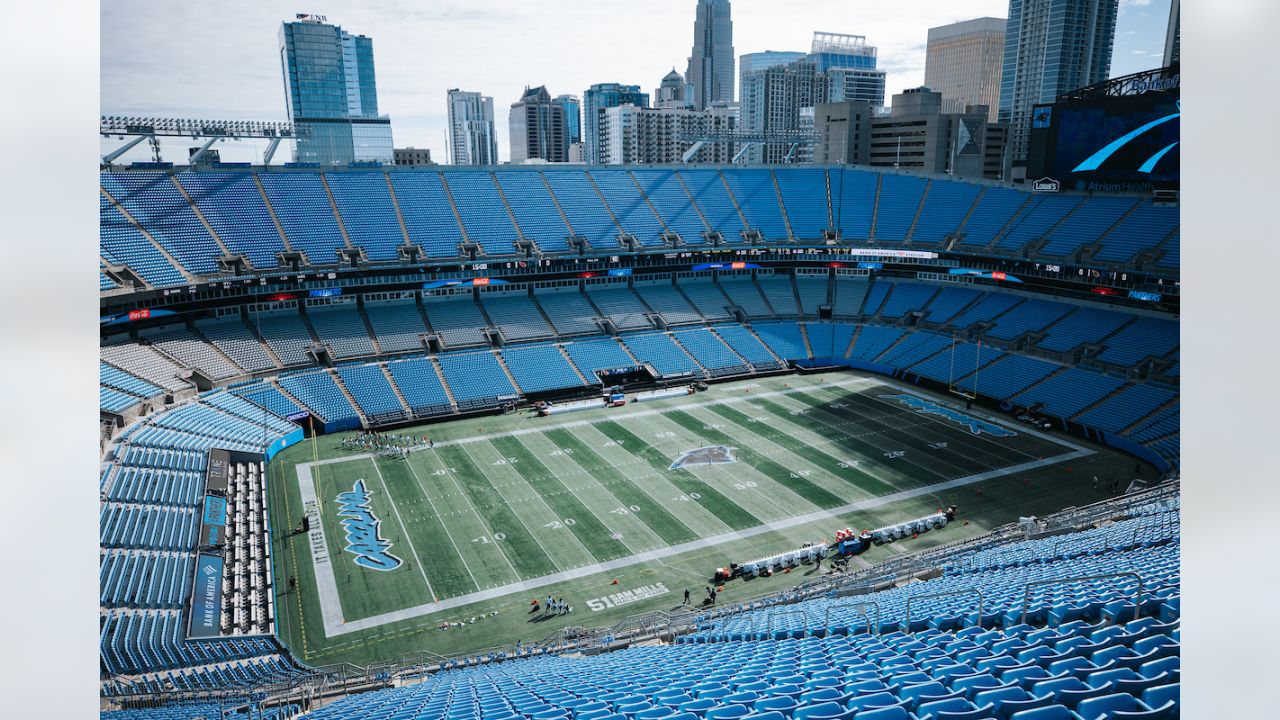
left=358, top=301, right=385, bottom=355
left=494, top=350, right=526, bottom=396
left=380, top=364, right=415, bottom=416
left=902, top=178, right=932, bottom=244
left=316, top=174, right=357, bottom=253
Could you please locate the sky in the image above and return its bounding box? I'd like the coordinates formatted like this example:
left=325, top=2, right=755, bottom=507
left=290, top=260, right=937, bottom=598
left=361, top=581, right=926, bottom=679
left=100, top=0, right=1173, bottom=165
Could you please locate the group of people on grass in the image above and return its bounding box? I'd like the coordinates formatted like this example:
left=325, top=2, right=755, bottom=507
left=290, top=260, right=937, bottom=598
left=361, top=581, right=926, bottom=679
left=531, top=596, right=573, bottom=615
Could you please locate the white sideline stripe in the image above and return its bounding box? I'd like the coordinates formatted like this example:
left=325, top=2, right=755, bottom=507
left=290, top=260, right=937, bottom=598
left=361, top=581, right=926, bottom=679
left=295, top=463, right=345, bottom=633
left=310, top=445, right=1094, bottom=637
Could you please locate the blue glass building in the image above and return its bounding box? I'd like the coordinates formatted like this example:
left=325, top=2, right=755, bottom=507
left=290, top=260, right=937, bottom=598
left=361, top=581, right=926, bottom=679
left=583, top=84, right=649, bottom=165
left=279, top=16, right=394, bottom=165
left=554, top=94, right=582, bottom=147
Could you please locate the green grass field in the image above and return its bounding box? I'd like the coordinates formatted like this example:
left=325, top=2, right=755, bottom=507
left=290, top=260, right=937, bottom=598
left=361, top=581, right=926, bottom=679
left=267, top=371, right=1153, bottom=667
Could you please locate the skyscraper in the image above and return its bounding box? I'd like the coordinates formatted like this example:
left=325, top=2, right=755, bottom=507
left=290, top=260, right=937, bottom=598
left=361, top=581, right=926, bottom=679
left=554, top=94, right=582, bottom=147
left=739, top=57, right=827, bottom=164
left=809, top=32, right=886, bottom=107
left=686, top=0, right=735, bottom=110
left=278, top=15, right=393, bottom=165
left=655, top=70, right=689, bottom=109
left=583, top=83, right=649, bottom=164
left=447, top=89, right=498, bottom=165
left=925, top=17, right=1006, bottom=122
left=998, top=0, right=1119, bottom=164
left=1164, top=0, right=1180, bottom=66
left=509, top=86, right=567, bottom=163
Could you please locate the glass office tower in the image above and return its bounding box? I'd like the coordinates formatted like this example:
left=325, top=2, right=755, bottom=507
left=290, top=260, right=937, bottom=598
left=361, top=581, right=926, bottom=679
left=279, top=16, right=394, bottom=165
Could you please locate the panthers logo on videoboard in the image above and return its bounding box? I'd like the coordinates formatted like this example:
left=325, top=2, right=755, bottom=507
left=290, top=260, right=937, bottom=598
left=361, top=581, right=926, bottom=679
left=670, top=445, right=738, bottom=470
left=335, top=479, right=403, bottom=571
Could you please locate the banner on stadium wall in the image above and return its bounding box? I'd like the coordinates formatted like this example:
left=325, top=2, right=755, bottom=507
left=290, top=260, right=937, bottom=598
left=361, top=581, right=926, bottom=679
left=205, top=448, right=230, bottom=494
left=199, top=496, right=227, bottom=547
left=187, top=553, right=225, bottom=639
left=265, top=427, right=305, bottom=462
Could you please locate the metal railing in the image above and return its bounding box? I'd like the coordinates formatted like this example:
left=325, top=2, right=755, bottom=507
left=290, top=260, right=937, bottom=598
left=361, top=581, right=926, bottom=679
left=1019, top=572, right=1144, bottom=626
left=904, top=588, right=984, bottom=632
left=823, top=600, right=880, bottom=636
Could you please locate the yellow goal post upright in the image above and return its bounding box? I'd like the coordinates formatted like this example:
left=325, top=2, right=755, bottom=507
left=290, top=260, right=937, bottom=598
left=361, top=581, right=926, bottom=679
left=947, top=332, right=981, bottom=401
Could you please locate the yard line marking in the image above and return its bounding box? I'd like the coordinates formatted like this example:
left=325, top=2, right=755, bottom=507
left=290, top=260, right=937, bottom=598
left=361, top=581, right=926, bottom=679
left=401, top=455, right=481, bottom=593
left=312, top=443, right=1093, bottom=638
left=369, top=459, right=437, bottom=603
left=425, top=447, right=522, bottom=584
left=456, top=439, right=572, bottom=574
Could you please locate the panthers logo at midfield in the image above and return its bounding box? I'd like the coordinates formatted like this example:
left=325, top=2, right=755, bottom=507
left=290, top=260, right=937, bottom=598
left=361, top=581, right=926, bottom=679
left=670, top=445, right=738, bottom=471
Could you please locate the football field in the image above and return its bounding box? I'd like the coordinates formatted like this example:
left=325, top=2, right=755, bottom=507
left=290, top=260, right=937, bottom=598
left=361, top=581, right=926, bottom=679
left=268, top=371, right=1151, bottom=666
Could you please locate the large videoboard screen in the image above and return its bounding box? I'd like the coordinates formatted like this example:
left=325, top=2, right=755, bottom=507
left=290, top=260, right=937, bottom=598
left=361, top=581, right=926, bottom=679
left=1029, top=89, right=1179, bottom=193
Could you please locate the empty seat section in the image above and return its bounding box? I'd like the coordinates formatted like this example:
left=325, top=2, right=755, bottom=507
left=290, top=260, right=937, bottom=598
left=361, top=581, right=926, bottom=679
left=196, top=317, right=277, bottom=372
left=1095, top=317, right=1179, bottom=366
left=956, top=187, right=1028, bottom=247
left=324, top=172, right=405, bottom=260
left=849, top=326, right=907, bottom=362
left=306, top=301, right=376, bottom=358
left=859, top=280, right=891, bottom=317
left=444, top=172, right=523, bottom=256
left=102, top=387, right=142, bottom=412
left=832, top=276, right=871, bottom=317
left=543, top=171, right=619, bottom=246
left=336, top=364, right=404, bottom=419
left=101, top=344, right=189, bottom=393
left=679, top=170, right=744, bottom=238
left=757, top=276, right=800, bottom=316
left=1040, top=196, right=1137, bottom=257
left=719, top=278, right=774, bottom=317
left=921, top=286, right=979, bottom=324
left=437, top=352, right=517, bottom=409
left=174, top=172, right=284, bottom=269
left=831, top=169, right=879, bottom=240
left=678, top=277, right=734, bottom=320
left=774, top=168, right=829, bottom=238
left=586, top=286, right=653, bottom=330
left=1035, top=306, right=1133, bottom=353
left=984, top=299, right=1073, bottom=341
left=233, top=383, right=306, bottom=419
left=908, top=340, right=1006, bottom=384
left=878, top=283, right=940, bottom=319
left=277, top=371, right=359, bottom=423
left=251, top=308, right=314, bottom=366
left=534, top=287, right=600, bottom=335
left=632, top=170, right=706, bottom=243
left=753, top=322, right=808, bottom=360
left=100, top=193, right=187, bottom=288
left=911, top=180, right=982, bottom=245
left=794, top=275, right=830, bottom=315
left=722, top=170, right=788, bottom=240
left=494, top=172, right=571, bottom=252
left=256, top=173, right=347, bottom=263
left=389, top=173, right=466, bottom=258
left=878, top=333, right=952, bottom=369
left=100, top=361, right=166, bottom=399
left=100, top=270, right=119, bottom=291
left=996, top=195, right=1082, bottom=252
left=634, top=282, right=704, bottom=325
left=713, top=325, right=783, bottom=369
left=100, top=172, right=221, bottom=275
left=621, top=333, right=701, bottom=376
left=481, top=292, right=555, bottom=340
left=423, top=294, right=490, bottom=347
left=386, top=359, right=453, bottom=416
left=564, top=337, right=635, bottom=381
left=955, top=354, right=1059, bottom=400
left=1076, top=384, right=1177, bottom=432
left=590, top=170, right=666, bottom=246
left=1012, top=367, right=1127, bottom=418
left=143, top=327, right=242, bottom=380
left=501, top=345, right=586, bottom=393
left=806, top=322, right=855, bottom=359
left=873, top=175, right=930, bottom=242
left=673, top=328, right=749, bottom=375
left=1155, top=230, right=1179, bottom=269
left=949, top=292, right=1023, bottom=329
left=364, top=298, right=429, bottom=352
left=1094, top=201, right=1180, bottom=264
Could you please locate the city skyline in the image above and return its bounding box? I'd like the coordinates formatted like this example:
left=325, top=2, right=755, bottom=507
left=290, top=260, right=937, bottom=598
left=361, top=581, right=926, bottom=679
left=100, top=0, right=1171, bottom=165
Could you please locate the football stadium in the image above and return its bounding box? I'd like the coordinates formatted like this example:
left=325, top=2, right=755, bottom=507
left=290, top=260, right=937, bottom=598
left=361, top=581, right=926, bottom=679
left=87, top=6, right=1191, bottom=717
left=98, top=157, right=1181, bottom=718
